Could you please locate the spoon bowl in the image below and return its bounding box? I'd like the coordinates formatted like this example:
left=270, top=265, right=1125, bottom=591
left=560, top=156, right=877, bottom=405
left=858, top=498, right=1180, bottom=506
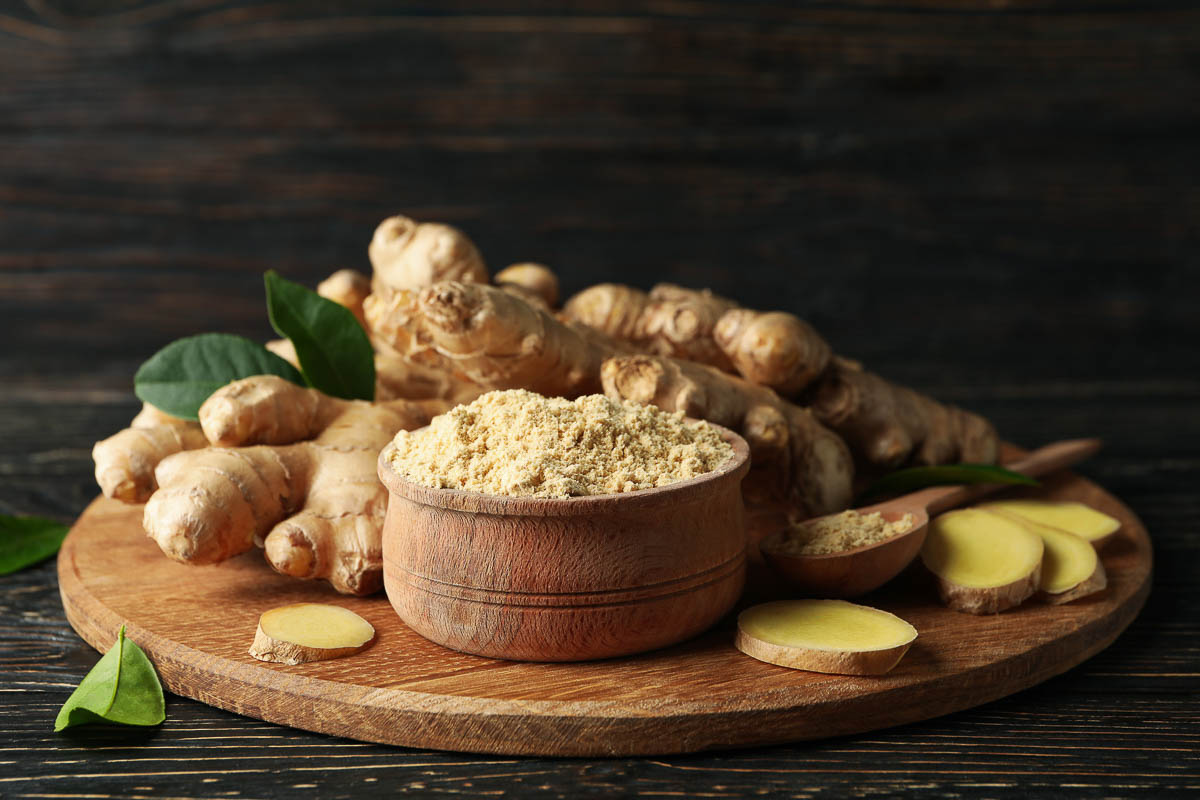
left=760, top=439, right=1102, bottom=598
left=760, top=507, right=930, bottom=598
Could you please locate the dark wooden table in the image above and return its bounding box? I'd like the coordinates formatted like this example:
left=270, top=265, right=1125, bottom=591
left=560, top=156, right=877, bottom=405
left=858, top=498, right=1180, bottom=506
left=3, top=2, right=1197, bottom=797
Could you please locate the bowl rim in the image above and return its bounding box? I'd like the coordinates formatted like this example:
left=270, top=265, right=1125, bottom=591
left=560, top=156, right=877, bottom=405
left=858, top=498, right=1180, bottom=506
left=377, top=420, right=751, bottom=516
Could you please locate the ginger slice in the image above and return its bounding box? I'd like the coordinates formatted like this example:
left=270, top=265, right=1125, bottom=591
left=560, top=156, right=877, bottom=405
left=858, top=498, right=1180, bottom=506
left=736, top=599, right=917, bottom=675
left=921, top=509, right=1044, bottom=614
left=249, top=604, right=375, bottom=665
left=979, top=510, right=1107, bottom=604
left=980, top=499, right=1121, bottom=548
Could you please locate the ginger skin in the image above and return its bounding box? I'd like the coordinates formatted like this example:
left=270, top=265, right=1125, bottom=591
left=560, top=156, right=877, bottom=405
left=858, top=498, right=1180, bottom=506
left=371, top=343, right=484, bottom=404
left=713, top=309, right=832, bottom=397
left=565, top=282, right=998, bottom=471
left=365, top=280, right=615, bottom=398
left=92, top=404, right=209, bottom=503
left=368, top=215, right=488, bottom=295
left=562, top=283, right=653, bottom=342
left=142, top=375, right=447, bottom=595
left=316, top=268, right=372, bottom=328
left=494, top=262, right=560, bottom=309
left=600, top=354, right=854, bottom=518
left=563, top=283, right=739, bottom=370
left=566, top=285, right=831, bottom=393
left=809, top=358, right=998, bottom=469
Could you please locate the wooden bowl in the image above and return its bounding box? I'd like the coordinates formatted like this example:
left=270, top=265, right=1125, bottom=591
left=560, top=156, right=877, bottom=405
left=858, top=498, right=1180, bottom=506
left=377, top=425, right=751, bottom=662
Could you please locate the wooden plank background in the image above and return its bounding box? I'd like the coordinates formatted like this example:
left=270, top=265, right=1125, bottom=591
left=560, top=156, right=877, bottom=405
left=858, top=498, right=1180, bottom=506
left=1, top=1, right=1197, bottom=797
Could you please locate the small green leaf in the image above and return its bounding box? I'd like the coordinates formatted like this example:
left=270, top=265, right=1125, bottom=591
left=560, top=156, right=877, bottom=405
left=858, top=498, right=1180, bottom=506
left=265, top=271, right=375, bottom=401
left=858, top=463, right=1040, bottom=504
left=0, top=515, right=69, bottom=575
left=55, top=625, right=165, bottom=731
left=134, top=333, right=306, bottom=420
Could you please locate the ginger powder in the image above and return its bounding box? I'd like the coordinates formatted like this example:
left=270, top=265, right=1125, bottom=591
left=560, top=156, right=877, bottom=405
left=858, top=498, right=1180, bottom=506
left=777, top=510, right=916, bottom=556
left=387, top=389, right=734, bottom=498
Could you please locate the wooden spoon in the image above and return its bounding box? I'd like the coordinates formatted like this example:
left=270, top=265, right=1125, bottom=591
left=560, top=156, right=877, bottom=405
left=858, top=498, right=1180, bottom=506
left=759, top=438, right=1103, bottom=598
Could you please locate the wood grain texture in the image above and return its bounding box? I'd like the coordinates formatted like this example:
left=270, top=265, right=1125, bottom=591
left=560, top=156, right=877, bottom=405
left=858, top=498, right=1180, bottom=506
left=57, top=464, right=1150, bottom=757
left=3, top=0, right=1198, bottom=794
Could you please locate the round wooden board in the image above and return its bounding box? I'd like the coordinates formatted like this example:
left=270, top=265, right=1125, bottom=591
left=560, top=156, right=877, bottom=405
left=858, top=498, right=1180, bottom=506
left=58, top=468, right=1151, bottom=757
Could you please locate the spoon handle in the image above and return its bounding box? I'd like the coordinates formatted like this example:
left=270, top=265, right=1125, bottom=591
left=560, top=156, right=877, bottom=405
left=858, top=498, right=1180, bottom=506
left=914, top=438, right=1103, bottom=517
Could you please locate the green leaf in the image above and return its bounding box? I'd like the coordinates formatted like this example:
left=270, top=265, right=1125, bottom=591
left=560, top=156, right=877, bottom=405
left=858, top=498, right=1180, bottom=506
left=55, top=625, right=165, bottom=731
left=0, top=515, right=69, bottom=575
left=134, top=333, right=306, bottom=420
left=858, top=463, right=1040, bottom=504
left=264, top=270, right=375, bottom=401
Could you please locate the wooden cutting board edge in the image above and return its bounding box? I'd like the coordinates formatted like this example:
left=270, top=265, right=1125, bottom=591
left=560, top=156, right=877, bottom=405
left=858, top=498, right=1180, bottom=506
left=57, top=471, right=1152, bottom=758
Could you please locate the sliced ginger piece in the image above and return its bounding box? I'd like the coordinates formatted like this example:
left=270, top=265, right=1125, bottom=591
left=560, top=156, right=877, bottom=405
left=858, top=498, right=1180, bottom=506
left=735, top=599, right=917, bottom=675
left=980, top=499, right=1121, bottom=548
left=979, top=510, right=1107, bottom=604
left=249, top=604, right=375, bottom=665
left=921, top=509, right=1043, bottom=615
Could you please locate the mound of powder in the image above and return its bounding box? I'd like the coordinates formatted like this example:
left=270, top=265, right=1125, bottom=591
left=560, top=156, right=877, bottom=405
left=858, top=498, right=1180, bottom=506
left=387, top=389, right=734, bottom=498
left=775, top=510, right=916, bottom=556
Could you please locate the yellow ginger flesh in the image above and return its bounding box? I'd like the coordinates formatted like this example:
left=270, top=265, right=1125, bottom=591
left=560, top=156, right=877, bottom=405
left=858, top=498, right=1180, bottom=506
left=258, top=603, right=374, bottom=650
left=983, top=511, right=1104, bottom=597
left=981, top=499, right=1120, bottom=545
left=922, top=509, right=1043, bottom=589
left=740, top=599, right=917, bottom=652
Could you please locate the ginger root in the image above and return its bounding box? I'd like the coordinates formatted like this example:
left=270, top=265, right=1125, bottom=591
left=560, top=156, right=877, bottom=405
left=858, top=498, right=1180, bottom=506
left=563, top=283, right=738, bottom=370
left=316, top=268, right=372, bottom=328
left=92, top=404, right=209, bottom=503
left=371, top=344, right=483, bottom=404
left=368, top=215, right=488, bottom=295
left=600, top=353, right=854, bottom=517
left=921, top=508, right=1044, bottom=614
left=562, top=283, right=653, bottom=342
left=249, top=603, right=375, bottom=664
left=365, top=280, right=613, bottom=398
left=564, top=282, right=999, bottom=471
left=713, top=309, right=832, bottom=397
left=809, top=358, right=999, bottom=469
left=142, top=375, right=445, bottom=595
left=735, top=599, right=917, bottom=675
left=495, top=262, right=560, bottom=309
